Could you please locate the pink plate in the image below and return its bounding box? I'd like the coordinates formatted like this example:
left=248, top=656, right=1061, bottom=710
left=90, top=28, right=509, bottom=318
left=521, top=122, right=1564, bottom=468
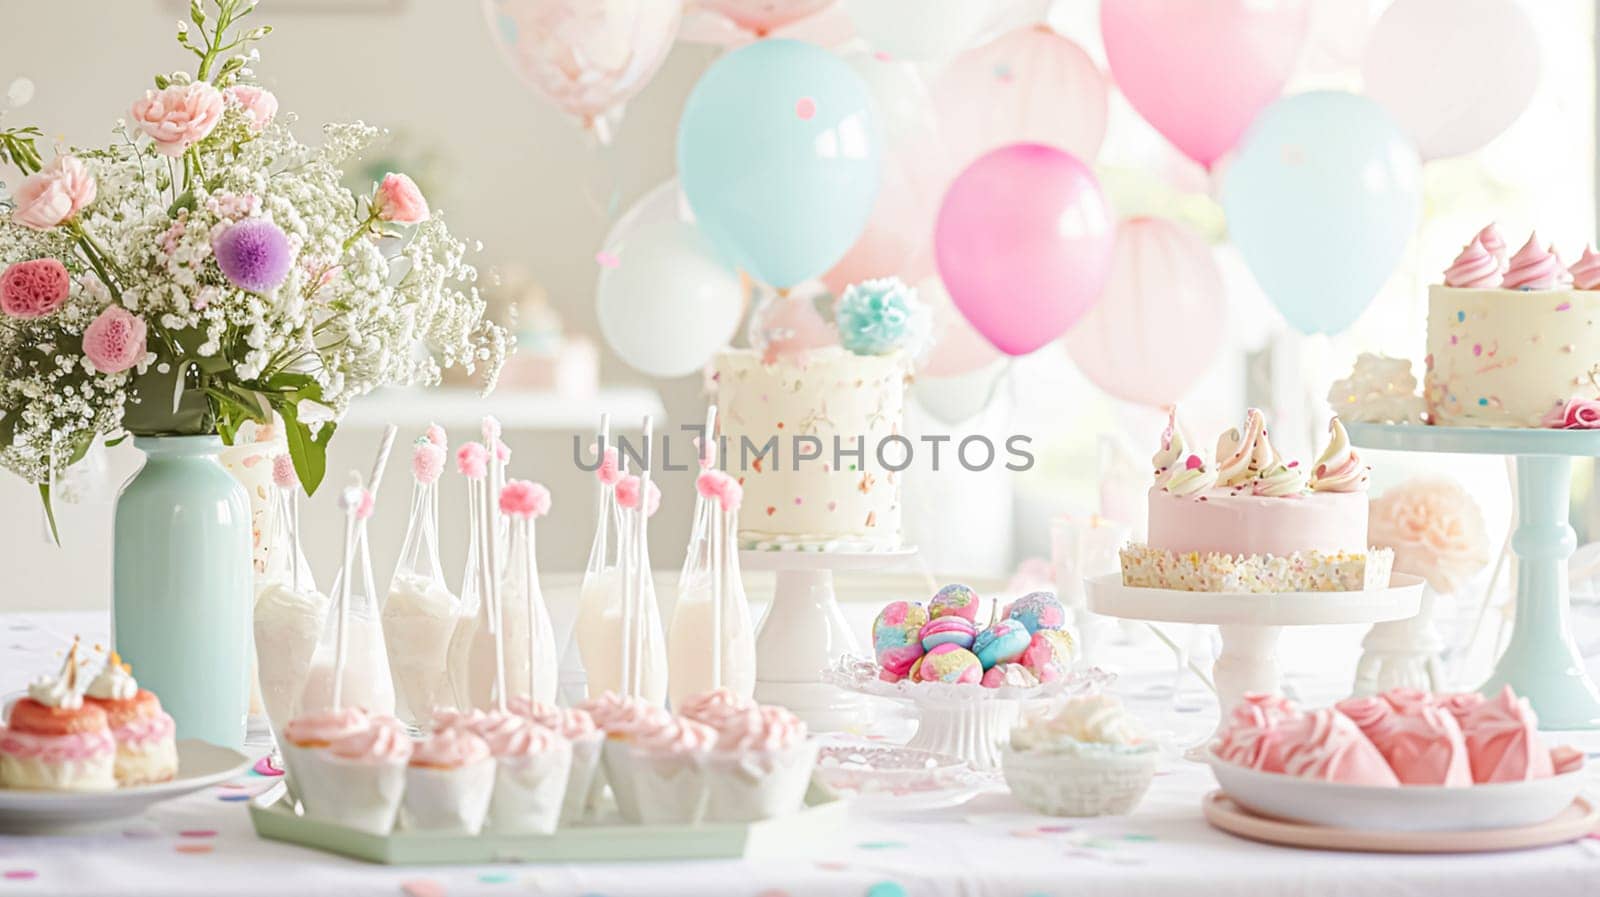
left=1203, top=791, right=1600, bottom=853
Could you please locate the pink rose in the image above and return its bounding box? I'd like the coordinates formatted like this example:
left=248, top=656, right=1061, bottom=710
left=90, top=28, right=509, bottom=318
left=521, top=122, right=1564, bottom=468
left=1541, top=397, right=1600, bottom=429
left=1368, top=478, right=1491, bottom=593
left=9, top=155, right=96, bottom=230
left=130, top=83, right=224, bottom=157
left=224, top=85, right=278, bottom=132
left=82, top=306, right=148, bottom=374
left=1, top=258, right=71, bottom=318
left=373, top=173, right=429, bottom=224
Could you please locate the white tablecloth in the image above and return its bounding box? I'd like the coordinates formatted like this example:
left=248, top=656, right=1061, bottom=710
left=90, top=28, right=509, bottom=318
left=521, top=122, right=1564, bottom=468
left=3, top=611, right=1599, bottom=897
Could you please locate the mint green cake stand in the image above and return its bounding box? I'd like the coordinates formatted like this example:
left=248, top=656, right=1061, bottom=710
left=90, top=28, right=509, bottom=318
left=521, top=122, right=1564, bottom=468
left=1345, top=422, right=1600, bottom=729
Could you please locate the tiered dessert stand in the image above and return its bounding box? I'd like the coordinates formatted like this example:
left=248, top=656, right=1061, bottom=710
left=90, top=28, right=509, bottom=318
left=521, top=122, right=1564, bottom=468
left=1345, top=422, right=1600, bottom=729
left=742, top=547, right=917, bottom=731
left=1086, top=572, right=1425, bottom=756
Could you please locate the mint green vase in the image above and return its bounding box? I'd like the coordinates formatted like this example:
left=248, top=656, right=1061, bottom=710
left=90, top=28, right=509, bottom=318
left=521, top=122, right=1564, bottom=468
left=113, top=436, right=253, bottom=749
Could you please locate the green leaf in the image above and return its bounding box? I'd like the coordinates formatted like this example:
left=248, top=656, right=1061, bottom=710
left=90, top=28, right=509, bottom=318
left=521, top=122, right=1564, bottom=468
left=38, top=483, right=59, bottom=546
left=0, top=410, right=16, bottom=449
left=189, top=0, right=206, bottom=28
left=278, top=398, right=333, bottom=495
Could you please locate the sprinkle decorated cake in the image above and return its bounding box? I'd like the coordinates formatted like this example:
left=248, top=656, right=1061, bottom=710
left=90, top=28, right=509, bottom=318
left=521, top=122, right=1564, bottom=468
left=1119, top=409, right=1393, bottom=592
left=713, top=278, right=926, bottom=551
left=1424, top=223, right=1600, bottom=427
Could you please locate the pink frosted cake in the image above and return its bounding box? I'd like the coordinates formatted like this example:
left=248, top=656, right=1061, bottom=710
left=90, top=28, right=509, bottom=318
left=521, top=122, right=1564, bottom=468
left=1120, top=409, right=1393, bottom=593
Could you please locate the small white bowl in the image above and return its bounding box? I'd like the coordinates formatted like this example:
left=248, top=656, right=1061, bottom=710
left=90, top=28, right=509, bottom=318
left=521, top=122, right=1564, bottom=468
left=1205, top=748, right=1585, bottom=832
left=1002, top=743, right=1158, bottom=817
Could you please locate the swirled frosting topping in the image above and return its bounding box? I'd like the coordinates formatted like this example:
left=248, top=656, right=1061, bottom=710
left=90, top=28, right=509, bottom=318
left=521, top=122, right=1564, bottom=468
left=711, top=705, right=807, bottom=753
left=284, top=706, right=371, bottom=747
left=411, top=725, right=490, bottom=768
left=1476, top=222, right=1507, bottom=262
left=1443, top=238, right=1500, bottom=288
left=1502, top=233, right=1562, bottom=290
left=510, top=697, right=598, bottom=739
left=678, top=688, right=758, bottom=730
left=1163, top=454, right=1217, bottom=498
left=1310, top=418, right=1368, bottom=493
left=1252, top=462, right=1306, bottom=497
left=1012, top=695, right=1147, bottom=751
left=29, top=642, right=89, bottom=710
left=482, top=715, right=565, bottom=759
left=330, top=715, right=412, bottom=765
left=1570, top=245, right=1600, bottom=290
left=637, top=716, right=719, bottom=754
left=1217, top=409, right=1277, bottom=487
left=1152, top=408, right=1186, bottom=483
left=87, top=653, right=138, bottom=701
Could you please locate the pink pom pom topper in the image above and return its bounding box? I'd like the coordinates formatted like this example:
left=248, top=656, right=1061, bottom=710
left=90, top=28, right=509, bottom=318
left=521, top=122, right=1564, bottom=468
left=596, top=446, right=622, bottom=486
left=424, top=423, right=447, bottom=449
left=615, top=474, right=661, bottom=517
left=355, top=488, right=375, bottom=521
left=412, top=441, right=445, bottom=485
left=481, top=415, right=502, bottom=443
left=495, top=438, right=511, bottom=463
left=499, top=479, right=552, bottom=519
left=456, top=442, right=488, bottom=479
left=271, top=454, right=297, bottom=490
left=695, top=469, right=742, bottom=512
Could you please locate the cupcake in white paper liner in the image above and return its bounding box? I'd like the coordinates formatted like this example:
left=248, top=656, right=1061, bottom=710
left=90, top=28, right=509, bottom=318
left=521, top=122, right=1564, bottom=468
left=278, top=705, right=371, bottom=799
left=1001, top=694, right=1157, bottom=817
left=704, top=704, right=817, bottom=822
left=677, top=686, right=757, bottom=730
left=403, top=724, right=495, bottom=834
left=583, top=692, right=673, bottom=823
left=478, top=712, right=572, bottom=834
left=630, top=716, right=717, bottom=825
left=296, top=715, right=412, bottom=835
left=512, top=697, right=604, bottom=825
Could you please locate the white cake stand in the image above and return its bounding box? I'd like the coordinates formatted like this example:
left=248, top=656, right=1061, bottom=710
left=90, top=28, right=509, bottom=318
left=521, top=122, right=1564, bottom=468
left=1085, top=573, right=1425, bottom=757
left=742, top=547, right=918, bottom=731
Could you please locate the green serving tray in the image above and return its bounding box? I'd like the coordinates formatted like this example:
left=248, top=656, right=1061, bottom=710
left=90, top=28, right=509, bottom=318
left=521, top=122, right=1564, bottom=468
left=248, top=783, right=849, bottom=864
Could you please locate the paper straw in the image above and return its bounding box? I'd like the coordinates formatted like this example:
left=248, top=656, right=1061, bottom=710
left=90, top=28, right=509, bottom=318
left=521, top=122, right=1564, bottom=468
left=618, top=451, right=634, bottom=698
left=367, top=424, right=398, bottom=505
left=525, top=516, right=538, bottom=703
left=707, top=404, right=722, bottom=690
left=331, top=476, right=362, bottom=711
left=635, top=416, right=654, bottom=698
left=481, top=466, right=506, bottom=712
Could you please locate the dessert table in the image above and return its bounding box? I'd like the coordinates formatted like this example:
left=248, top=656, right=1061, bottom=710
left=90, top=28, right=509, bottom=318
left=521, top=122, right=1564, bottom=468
left=4, top=612, right=1599, bottom=897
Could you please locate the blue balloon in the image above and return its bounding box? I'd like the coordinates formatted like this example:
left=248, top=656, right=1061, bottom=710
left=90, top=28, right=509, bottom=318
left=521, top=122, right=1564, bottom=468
left=677, top=39, right=882, bottom=289
left=1222, top=91, right=1421, bottom=335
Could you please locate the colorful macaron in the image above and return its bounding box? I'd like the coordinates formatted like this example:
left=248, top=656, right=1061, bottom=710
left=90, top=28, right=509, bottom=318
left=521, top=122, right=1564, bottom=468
left=915, top=644, right=983, bottom=684
left=972, top=619, right=1031, bottom=669
left=981, top=663, right=1040, bottom=689
left=1005, top=591, right=1067, bottom=634
left=919, top=616, right=977, bottom=652
left=1019, top=629, right=1076, bottom=683
left=872, top=600, right=930, bottom=677
left=928, top=584, right=981, bottom=622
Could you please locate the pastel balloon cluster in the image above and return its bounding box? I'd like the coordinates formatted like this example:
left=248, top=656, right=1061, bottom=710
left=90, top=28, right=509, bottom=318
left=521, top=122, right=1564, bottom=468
left=870, top=586, right=1076, bottom=688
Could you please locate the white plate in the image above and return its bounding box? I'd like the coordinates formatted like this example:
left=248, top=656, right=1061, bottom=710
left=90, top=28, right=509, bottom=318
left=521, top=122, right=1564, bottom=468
left=0, top=739, right=254, bottom=832
left=813, top=743, right=993, bottom=812
left=1205, top=749, right=1586, bottom=832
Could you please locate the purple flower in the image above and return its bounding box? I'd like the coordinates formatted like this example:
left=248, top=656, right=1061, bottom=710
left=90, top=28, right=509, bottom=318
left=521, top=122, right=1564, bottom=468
left=212, top=218, right=291, bottom=293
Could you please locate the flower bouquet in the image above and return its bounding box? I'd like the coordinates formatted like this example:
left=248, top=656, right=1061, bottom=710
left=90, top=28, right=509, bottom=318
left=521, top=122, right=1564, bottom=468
left=0, top=0, right=508, bottom=536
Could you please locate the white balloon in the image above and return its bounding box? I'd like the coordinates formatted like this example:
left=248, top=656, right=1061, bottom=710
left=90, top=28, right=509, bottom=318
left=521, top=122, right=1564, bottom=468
left=1361, top=0, right=1540, bottom=160
left=596, top=181, right=744, bottom=379
left=912, top=360, right=1008, bottom=426
left=841, top=0, right=1000, bottom=62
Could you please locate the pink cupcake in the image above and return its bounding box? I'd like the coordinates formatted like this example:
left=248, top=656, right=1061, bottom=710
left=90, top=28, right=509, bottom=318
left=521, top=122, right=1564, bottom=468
left=404, top=725, right=495, bottom=834
left=630, top=716, right=717, bottom=825
left=474, top=712, right=572, bottom=834
left=677, top=687, right=756, bottom=729
left=704, top=704, right=817, bottom=822
left=512, top=697, right=603, bottom=825
left=296, top=715, right=412, bottom=834
left=582, top=692, right=672, bottom=823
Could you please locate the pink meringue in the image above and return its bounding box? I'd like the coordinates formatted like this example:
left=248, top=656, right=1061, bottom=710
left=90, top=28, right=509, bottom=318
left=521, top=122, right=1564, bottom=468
left=1477, top=222, right=1507, bottom=260
left=1570, top=245, right=1600, bottom=290
left=1442, top=238, right=1500, bottom=289
left=1269, top=709, right=1400, bottom=785
left=1501, top=233, right=1563, bottom=290
left=1336, top=694, right=1471, bottom=786
left=1551, top=745, right=1585, bottom=775
left=1458, top=686, right=1555, bottom=783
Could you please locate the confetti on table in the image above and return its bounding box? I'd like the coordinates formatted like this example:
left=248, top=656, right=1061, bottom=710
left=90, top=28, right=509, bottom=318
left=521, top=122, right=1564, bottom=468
left=872, top=51, right=892, bottom=62
left=865, top=883, right=906, bottom=897
left=477, top=872, right=513, bottom=884
left=400, top=880, right=447, bottom=897
left=174, top=843, right=213, bottom=855
left=1037, top=825, right=1073, bottom=833
left=1122, top=833, right=1156, bottom=842
left=179, top=829, right=218, bottom=839
left=595, top=251, right=620, bottom=269
left=816, top=861, right=848, bottom=872
left=253, top=756, right=285, bottom=777
left=856, top=840, right=908, bottom=850
left=217, top=793, right=251, bottom=802
left=2, top=870, right=37, bottom=881
left=122, top=828, right=161, bottom=839
left=795, top=97, right=816, bottom=120
left=756, top=890, right=792, bottom=897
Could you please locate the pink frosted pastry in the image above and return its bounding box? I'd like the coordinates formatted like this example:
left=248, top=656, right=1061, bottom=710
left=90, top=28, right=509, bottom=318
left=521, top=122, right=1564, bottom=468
left=1256, top=709, right=1398, bottom=786
left=300, top=715, right=413, bottom=834
left=83, top=655, right=177, bottom=786
left=1458, top=686, right=1555, bottom=783
left=1442, top=238, right=1499, bottom=289
left=1335, top=694, right=1470, bottom=786
left=1570, top=245, right=1600, bottom=290
left=1018, top=630, right=1073, bottom=683
left=703, top=705, right=816, bottom=823
left=1215, top=695, right=1301, bottom=770
left=915, top=644, right=982, bottom=684
left=919, top=616, right=977, bottom=652
left=481, top=715, right=573, bottom=834
left=579, top=692, right=671, bottom=741
left=509, top=697, right=603, bottom=826
left=404, top=725, right=495, bottom=834
left=1434, top=691, right=1484, bottom=728
left=872, top=601, right=929, bottom=677
left=675, top=688, right=756, bottom=729
left=928, top=584, right=980, bottom=622
left=1551, top=745, right=1585, bottom=775
left=1501, top=233, right=1563, bottom=290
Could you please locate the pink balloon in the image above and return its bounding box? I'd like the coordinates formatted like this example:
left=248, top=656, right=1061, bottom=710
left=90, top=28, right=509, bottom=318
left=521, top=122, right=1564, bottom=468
left=916, top=275, right=1000, bottom=378
left=1361, top=0, right=1539, bottom=160
left=1101, top=0, right=1310, bottom=168
left=701, top=0, right=836, bottom=35
left=482, top=0, right=681, bottom=143
left=933, top=144, right=1115, bottom=357
left=1063, top=218, right=1225, bottom=407
left=934, top=25, right=1109, bottom=170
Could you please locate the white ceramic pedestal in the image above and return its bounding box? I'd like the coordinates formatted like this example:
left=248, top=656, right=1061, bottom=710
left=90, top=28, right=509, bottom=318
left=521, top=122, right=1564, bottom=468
left=743, top=548, right=917, bottom=732
left=1086, top=573, right=1424, bottom=758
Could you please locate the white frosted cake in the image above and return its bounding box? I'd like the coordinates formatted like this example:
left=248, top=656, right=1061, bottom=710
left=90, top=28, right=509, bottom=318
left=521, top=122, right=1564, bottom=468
left=1424, top=224, right=1600, bottom=427
left=714, top=346, right=908, bottom=550
left=712, top=277, right=927, bottom=551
